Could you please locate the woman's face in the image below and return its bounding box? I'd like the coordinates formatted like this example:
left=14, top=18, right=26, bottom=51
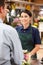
left=20, top=12, right=31, bottom=27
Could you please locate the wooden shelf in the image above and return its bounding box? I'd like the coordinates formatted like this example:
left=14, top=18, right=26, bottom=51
left=5, top=0, right=35, bottom=5
left=6, top=0, right=43, bottom=6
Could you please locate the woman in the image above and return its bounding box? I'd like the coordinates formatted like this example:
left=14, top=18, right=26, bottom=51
left=16, top=9, right=41, bottom=60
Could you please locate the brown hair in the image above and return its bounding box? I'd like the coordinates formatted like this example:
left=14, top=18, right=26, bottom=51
left=21, top=9, right=32, bottom=17
left=0, top=0, right=5, bottom=8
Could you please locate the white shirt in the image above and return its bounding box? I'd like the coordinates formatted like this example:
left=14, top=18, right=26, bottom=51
left=0, top=19, right=24, bottom=65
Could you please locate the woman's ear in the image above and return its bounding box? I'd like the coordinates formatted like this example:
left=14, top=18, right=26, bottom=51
left=0, top=7, right=3, bottom=13
left=29, top=17, right=32, bottom=21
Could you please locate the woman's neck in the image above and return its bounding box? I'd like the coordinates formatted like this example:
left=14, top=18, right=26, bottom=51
left=23, top=24, right=30, bottom=29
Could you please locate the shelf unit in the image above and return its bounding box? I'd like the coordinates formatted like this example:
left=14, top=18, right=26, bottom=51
left=6, top=0, right=43, bottom=6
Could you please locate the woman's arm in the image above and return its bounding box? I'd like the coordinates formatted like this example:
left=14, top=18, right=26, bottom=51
left=29, top=44, right=40, bottom=56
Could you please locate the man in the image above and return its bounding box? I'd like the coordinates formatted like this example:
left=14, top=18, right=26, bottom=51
left=0, top=0, right=24, bottom=65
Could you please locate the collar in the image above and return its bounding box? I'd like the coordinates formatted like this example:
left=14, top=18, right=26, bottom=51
left=21, top=25, right=31, bottom=30
left=0, top=18, right=3, bottom=23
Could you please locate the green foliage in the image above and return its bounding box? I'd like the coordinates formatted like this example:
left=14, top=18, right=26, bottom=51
left=22, top=60, right=31, bottom=65
left=11, top=22, right=17, bottom=27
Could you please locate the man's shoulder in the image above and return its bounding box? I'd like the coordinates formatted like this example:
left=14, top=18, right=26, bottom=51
left=0, top=23, right=16, bottom=33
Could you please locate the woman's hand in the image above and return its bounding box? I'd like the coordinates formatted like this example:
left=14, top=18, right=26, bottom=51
left=24, top=53, right=31, bottom=61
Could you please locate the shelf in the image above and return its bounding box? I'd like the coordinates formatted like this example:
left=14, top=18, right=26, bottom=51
left=5, top=0, right=35, bottom=5
left=6, top=0, right=43, bottom=6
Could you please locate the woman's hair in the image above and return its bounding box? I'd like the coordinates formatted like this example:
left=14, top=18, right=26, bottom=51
left=20, top=9, right=32, bottom=17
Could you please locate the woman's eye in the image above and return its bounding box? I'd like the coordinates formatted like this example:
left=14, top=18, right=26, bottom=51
left=24, top=16, right=28, bottom=18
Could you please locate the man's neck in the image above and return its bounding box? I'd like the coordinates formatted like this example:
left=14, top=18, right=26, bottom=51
left=0, top=15, right=4, bottom=22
